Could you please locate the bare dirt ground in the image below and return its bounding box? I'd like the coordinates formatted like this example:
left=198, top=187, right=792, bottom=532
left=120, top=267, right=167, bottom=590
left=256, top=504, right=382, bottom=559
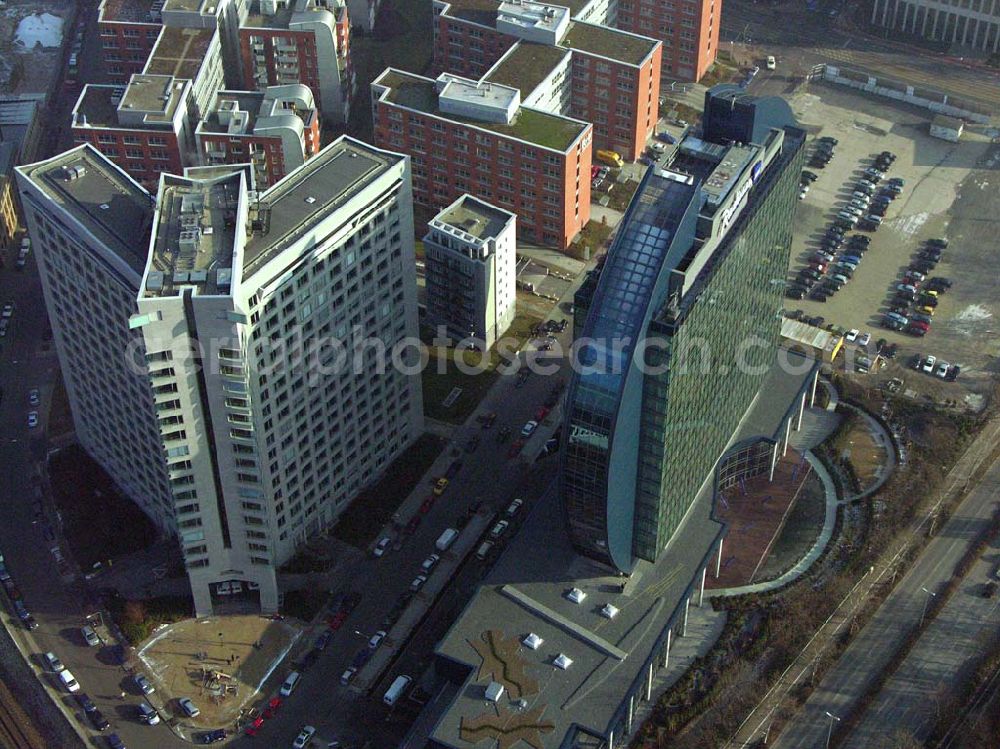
left=0, top=0, right=73, bottom=95
left=137, top=615, right=302, bottom=728
left=784, top=84, right=1000, bottom=412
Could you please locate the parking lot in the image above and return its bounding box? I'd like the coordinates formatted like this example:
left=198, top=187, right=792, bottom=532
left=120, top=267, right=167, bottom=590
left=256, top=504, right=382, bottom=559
left=782, top=84, right=1000, bottom=408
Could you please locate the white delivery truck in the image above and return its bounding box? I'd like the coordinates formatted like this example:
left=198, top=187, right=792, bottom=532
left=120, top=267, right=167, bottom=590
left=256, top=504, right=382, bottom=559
left=435, top=528, right=459, bottom=552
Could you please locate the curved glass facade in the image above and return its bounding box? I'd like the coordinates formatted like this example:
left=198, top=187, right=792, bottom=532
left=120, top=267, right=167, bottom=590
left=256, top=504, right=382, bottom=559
left=561, top=172, right=701, bottom=570
left=562, top=116, right=806, bottom=572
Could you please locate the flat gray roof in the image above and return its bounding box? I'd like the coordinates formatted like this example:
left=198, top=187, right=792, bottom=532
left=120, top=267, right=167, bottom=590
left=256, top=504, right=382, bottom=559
left=199, top=90, right=265, bottom=133
left=145, top=172, right=243, bottom=297
left=242, top=138, right=398, bottom=279
left=18, top=146, right=153, bottom=275
left=432, top=194, right=514, bottom=240
left=428, top=351, right=816, bottom=748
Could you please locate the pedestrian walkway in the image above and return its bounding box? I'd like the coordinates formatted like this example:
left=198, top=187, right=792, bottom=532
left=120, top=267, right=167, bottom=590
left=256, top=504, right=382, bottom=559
left=788, top=408, right=843, bottom=451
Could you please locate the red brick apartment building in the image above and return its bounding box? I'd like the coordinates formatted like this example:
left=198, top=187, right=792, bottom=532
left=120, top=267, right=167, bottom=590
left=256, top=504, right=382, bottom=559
left=97, top=0, right=163, bottom=84
left=434, top=0, right=714, bottom=89
left=196, top=86, right=320, bottom=188
left=240, top=0, right=354, bottom=123
left=431, top=0, right=660, bottom=161
left=616, top=0, right=719, bottom=81
left=372, top=68, right=592, bottom=250
left=71, top=76, right=189, bottom=189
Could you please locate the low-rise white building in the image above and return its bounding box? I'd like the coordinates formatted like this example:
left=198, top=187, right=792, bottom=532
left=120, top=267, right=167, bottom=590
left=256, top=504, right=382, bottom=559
left=423, top=194, right=517, bottom=349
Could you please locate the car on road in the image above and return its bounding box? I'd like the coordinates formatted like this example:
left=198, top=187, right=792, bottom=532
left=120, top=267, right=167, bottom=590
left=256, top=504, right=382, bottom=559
left=27, top=411, right=38, bottom=429
left=44, top=652, right=65, bottom=672
left=197, top=729, right=226, bottom=744
left=82, top=625, right=100, bottom=647
left=340, top=666, right=358, bottom=686
left=420, top=554, right=440, bottom=572
left=292, top=726, right=316, bottom=749
left=178, top=697, right=201, bottom=718
left=28, top=388, right=40, bottom=407
left=373, top=536, right=391, bottom=558
left=137, top=701, right=160, bottom=725
left=369, top=630, right=387, bottom=649
left=133, top=673, right=154, bottom=695
left=409, top=572, right=428, bottom=592
left=433, top=477, right=449, bottom=496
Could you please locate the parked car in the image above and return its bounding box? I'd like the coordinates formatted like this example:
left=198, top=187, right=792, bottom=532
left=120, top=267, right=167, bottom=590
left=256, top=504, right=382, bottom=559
left=178, top=698, right=201, bottom=718
left=82, top=626, right=100, bottom=647
left=420, top=554, right=440, bottom=573
left=373, top=537, right=391, bottom=558
left=433, top=477, right=449, bottom=496
left=490, top=520, right=510, bottom=539
left=132, top=674, right=156, bottom=694
left=292, top=726, right=316, bottom=749
left=197, top=729, right=226, bottom=744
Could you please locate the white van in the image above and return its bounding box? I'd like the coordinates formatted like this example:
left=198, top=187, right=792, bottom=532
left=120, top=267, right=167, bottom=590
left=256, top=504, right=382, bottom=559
left=59, top=669, right=80, bottom=693
left=279, top=671, right=302, bottom=696
left=383, top=675, right=412, bottom=706
left=435, top=528, right=459, bottom=552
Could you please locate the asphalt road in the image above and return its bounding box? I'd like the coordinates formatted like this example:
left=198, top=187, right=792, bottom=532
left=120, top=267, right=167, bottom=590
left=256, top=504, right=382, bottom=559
left=843, top=530, right=1000, bottom=747
left=771, top=423, right=1000, bottom=748
left=231, top=343, right=574, bottom=748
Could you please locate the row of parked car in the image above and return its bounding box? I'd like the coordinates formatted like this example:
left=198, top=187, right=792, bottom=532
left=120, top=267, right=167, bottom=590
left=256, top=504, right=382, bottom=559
left=912, top=354, right=960, bottom=381
left=882, top=238, right=952, bottom=337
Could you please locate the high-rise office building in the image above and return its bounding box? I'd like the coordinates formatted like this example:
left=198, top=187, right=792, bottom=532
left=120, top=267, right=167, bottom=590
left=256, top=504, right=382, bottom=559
left=17, top=136, right=424, bottom=615
left=561, top=87, right=806, bottom=571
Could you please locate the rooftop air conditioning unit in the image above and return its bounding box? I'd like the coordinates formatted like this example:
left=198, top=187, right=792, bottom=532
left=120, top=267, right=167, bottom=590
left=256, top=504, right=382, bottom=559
left=522, top=633, right=543, bottom=650
left=553, top=654, right=573, bottom=670
left=601, top=604, right=619, bottom=619
left=484, top=682, right=504, bottom=703
left=565, top=588, right=586, bottom=604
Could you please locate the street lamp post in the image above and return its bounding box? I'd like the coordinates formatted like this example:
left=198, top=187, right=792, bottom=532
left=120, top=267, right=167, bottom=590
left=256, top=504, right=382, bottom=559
left=919, top=586, right=936, bottom=627
left=825, top=711, right=841, bottom=748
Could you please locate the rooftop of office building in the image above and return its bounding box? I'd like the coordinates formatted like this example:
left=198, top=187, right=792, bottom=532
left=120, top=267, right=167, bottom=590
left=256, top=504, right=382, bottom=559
left=243, top=0, right=346, bottom=28
left=162, top=0, right=214, bottom=14
left=144, top=27, right=213, bottom=79
left=74, top=77, right=187, bottom=129
left=242, top=136, right=397, bottom=278
left=98, top=0, right=161, bottom=23
left=440, top=0, right=594, bottom=25
left=198, top=91, right=266, bottom=133
left=17, top=145, right=153, bottom=275
left=484, top=42, right=569, bottom=98
left=428, top=353, right=814, bottom=749
left=430, top=194, right=514, bottom=243
left=374, top=68, right=588, bottom=152
left=144, top=171, right=243, bottom=297
left=560, top=20, right=657, bottom=65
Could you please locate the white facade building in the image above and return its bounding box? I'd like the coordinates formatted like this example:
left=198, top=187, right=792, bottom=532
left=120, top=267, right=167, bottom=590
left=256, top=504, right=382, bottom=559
left=18, top=138, right=424, bottom=616
left=423, top=194, right=517, bottom=349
